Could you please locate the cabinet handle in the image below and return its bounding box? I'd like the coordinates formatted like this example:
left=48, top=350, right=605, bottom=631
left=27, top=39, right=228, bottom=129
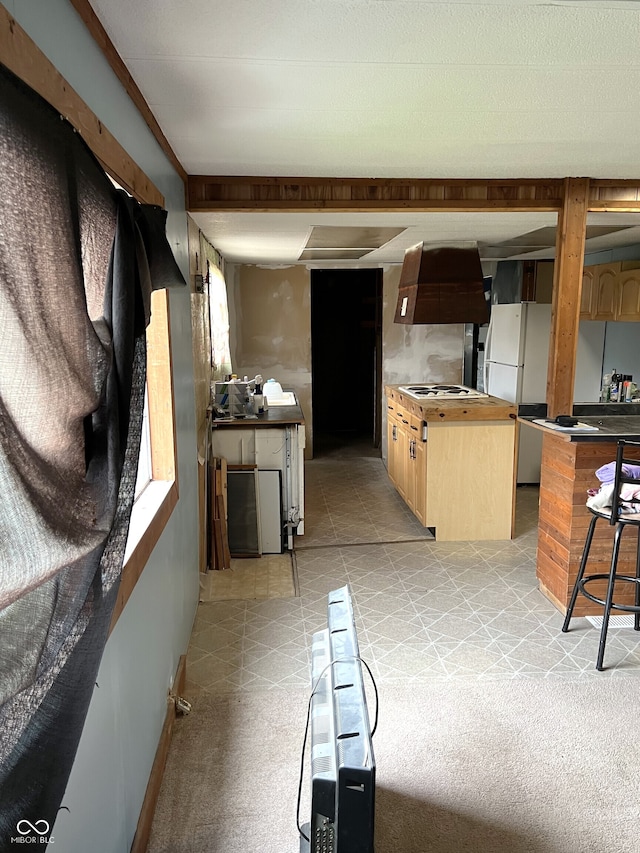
left=392, top=425, right=397, bottom=440
left=402, top=418, right=409, bottom=424
left=411, top=425, right=418, bottom=431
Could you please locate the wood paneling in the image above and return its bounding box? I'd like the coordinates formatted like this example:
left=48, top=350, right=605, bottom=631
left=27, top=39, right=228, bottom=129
left=188, top=176, right=566, bottom=212
left=537, top=434, right=640, bottom=615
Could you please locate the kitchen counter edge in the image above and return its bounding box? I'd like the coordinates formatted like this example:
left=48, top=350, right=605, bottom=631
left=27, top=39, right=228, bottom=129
left=519, top=414, right=640, bottom=442
left=386, top=385, right=517, bottom=422
left=209, top=403, right=305, bottom=428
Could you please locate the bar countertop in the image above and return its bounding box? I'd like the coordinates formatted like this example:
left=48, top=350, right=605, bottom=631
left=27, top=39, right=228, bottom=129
left=519, top=408, right=640, bottom=442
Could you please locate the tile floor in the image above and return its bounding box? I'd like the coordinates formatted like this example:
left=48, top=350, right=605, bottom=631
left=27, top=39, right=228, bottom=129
left=186, top=446, right=640, bottom=696
left=199, top=554, right=296, bottom=602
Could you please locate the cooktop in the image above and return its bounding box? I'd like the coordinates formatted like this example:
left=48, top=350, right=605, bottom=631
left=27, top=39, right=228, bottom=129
left=398, top=384, right=489, bottom=400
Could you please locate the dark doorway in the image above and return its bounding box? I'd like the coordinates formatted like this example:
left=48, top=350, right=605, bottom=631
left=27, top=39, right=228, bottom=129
left=311, top=269, right=383, bottom=457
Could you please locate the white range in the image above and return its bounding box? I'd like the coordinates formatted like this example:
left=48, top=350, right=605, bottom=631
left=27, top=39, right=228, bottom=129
left=398, top=383, right=489, bottom=400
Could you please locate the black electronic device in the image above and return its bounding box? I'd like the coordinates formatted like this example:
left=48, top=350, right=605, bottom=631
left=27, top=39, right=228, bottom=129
left=299, top=585, right=376, bottom=853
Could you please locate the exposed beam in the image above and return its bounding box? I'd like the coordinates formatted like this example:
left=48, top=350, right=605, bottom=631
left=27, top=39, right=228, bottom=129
left=547, top=177, right=590, bottom=419
left=187, top=176, right=566, bottom=213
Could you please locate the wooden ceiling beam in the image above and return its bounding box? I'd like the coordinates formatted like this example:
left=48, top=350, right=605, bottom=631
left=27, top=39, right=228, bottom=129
left=188, top=175, right=640, bottom=213
left=187, top=175, right=566, bottom=213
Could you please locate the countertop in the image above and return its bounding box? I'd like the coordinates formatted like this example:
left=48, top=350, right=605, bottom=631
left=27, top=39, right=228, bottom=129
left=209, top=401, right=305, bottom=428
left=519, top=414, right=640, bottom=442
left=386, top=385, right=517, bottom=422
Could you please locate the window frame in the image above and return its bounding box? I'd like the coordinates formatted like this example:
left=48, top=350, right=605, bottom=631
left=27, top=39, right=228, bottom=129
left=111, top=289, right=179, bottom=633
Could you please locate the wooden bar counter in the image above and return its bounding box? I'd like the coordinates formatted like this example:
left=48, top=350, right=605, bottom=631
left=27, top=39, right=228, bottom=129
left=521, top=412, right=640, bottom=616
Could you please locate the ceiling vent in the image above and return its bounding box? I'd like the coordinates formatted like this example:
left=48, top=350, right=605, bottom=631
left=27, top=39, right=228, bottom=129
left=394, top=243, right=489, bottom=325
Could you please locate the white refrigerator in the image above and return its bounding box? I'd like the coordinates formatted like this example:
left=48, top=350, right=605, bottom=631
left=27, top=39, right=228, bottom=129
left=484, top=303, right=605, bottom=483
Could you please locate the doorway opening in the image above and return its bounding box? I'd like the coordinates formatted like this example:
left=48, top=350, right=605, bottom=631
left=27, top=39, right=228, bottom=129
left=311, top=268, right=383, bottom=458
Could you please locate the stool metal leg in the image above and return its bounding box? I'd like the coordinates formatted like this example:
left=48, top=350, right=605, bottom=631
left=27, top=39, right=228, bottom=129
left=562, top=513, right=599, bottom=633
left=596, top=522, right=624, bottom=671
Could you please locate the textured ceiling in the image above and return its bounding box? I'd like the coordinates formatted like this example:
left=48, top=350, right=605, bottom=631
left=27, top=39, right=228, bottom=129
left=89, top=0, right=640, bottom=265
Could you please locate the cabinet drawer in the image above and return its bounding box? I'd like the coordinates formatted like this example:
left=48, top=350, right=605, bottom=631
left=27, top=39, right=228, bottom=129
left=396, top=405, right=410, bottom=425
left=409, top=413, right=423, bottom=437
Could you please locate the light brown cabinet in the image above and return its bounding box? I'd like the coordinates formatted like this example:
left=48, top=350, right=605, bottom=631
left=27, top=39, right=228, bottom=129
left=412, top=428, right=427, bottom=526
left=617, top=268, right=640, bottom=322
left=580, top=261, right=640, bottom=321
left=385, top=391, right=517, bottom=540
left=580, top=262, right=619, bottom=320
left=386, top=401, right=427, bottom=523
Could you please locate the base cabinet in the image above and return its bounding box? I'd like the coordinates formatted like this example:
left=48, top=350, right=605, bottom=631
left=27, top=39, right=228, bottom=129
left=412, top=435, right=427, bottom=525
left=386, top=395, right=516, bottom=541
left=387, top=401, right=427, bottom=522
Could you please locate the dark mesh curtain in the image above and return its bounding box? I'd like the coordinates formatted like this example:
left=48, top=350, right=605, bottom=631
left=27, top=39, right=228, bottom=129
left=0, top=64, right=185, bottom=847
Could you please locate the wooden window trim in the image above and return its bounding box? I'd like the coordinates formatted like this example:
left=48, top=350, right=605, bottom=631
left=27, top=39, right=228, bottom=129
left=110, top=289, right=179, bottom=633
left=0, top=7, right=180, bottom=631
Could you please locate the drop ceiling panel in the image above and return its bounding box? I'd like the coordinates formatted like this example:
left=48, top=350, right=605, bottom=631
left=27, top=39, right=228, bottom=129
left=299, top=249, right=370, bottom=260
left=304, top=227, right=405, bottom=250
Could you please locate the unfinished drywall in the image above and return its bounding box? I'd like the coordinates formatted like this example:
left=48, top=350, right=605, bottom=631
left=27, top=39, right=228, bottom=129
left=382, top=264, right=465, bottom=462
left=226, top=262, right=464, bottom=461
left=227, top=263, right=313, bottom=453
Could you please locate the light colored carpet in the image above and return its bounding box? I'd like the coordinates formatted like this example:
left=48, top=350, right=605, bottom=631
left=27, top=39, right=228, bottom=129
left=148, top=677, right=640, bottom=853
left=199, top=553, right=296, bottom=601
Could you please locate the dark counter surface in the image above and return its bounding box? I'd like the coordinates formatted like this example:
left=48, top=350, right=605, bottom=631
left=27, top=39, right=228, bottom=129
left=209, top=402, right=304, bottom=428
left=518, top=413, right=640, bottom=442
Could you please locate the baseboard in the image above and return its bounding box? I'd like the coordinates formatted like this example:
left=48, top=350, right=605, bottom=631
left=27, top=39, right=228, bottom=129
left=130, top=654, right=187, bottom=853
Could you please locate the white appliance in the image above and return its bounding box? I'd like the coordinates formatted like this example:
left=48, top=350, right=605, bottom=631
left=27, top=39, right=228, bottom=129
left=398, top=383, right=488, bottom=400
left=484, top=303, right=605, bottom=483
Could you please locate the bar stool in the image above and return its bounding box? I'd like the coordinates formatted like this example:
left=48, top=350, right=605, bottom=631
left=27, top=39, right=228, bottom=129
left=562, top=439, right=640, bottom=671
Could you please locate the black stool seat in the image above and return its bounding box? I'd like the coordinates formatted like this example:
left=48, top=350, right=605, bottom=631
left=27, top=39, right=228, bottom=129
left=561, top=440, right=640, bottom=671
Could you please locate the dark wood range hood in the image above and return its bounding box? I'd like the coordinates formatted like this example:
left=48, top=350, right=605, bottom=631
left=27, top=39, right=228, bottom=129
left=393, top=242, right=489, bottom=325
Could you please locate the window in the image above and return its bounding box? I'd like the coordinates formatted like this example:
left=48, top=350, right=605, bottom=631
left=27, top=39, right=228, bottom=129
left=112, top=287, right=179, bottom=631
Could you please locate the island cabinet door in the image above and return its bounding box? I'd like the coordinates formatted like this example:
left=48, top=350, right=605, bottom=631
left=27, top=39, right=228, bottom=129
left=413, top=432, right=427, bottom=525
left=387, top=410, right=399, bottom=486
left=395, top=419, right=410, bottom=500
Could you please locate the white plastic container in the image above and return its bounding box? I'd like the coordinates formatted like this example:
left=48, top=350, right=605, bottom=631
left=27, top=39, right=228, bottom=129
left=263, top=379, right=284, bottom=401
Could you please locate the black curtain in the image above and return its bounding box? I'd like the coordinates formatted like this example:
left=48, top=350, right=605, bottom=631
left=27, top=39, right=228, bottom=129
left=0, top=64, right=185, bottom=848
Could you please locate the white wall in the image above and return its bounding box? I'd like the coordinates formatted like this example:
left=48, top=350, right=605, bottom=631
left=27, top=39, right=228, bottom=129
left=602, top=322, right=640, bottom=387
left=8, top=1, right=200, bottom=849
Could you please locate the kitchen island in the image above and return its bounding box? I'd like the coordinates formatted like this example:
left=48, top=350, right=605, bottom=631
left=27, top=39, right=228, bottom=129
left=519, top=410, right=640, bottom=615
left=386, top=385, right=518, bottom=541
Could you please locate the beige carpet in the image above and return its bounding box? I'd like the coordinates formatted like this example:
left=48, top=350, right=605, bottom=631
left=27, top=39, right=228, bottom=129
left=148, top=677, right=640, bottom=853
left=198, top=553, right=297, bottom=601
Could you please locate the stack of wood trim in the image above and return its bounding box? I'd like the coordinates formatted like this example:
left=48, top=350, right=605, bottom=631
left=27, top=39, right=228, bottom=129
left=208, top=456, right=231, bottom=570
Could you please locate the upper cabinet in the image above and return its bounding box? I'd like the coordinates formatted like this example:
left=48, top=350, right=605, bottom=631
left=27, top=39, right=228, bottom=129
left=592, top=262, right=619, bottom=320
left=617, top=267, right=640, bottom=322
left=580, top=261, right=640, bottom=322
